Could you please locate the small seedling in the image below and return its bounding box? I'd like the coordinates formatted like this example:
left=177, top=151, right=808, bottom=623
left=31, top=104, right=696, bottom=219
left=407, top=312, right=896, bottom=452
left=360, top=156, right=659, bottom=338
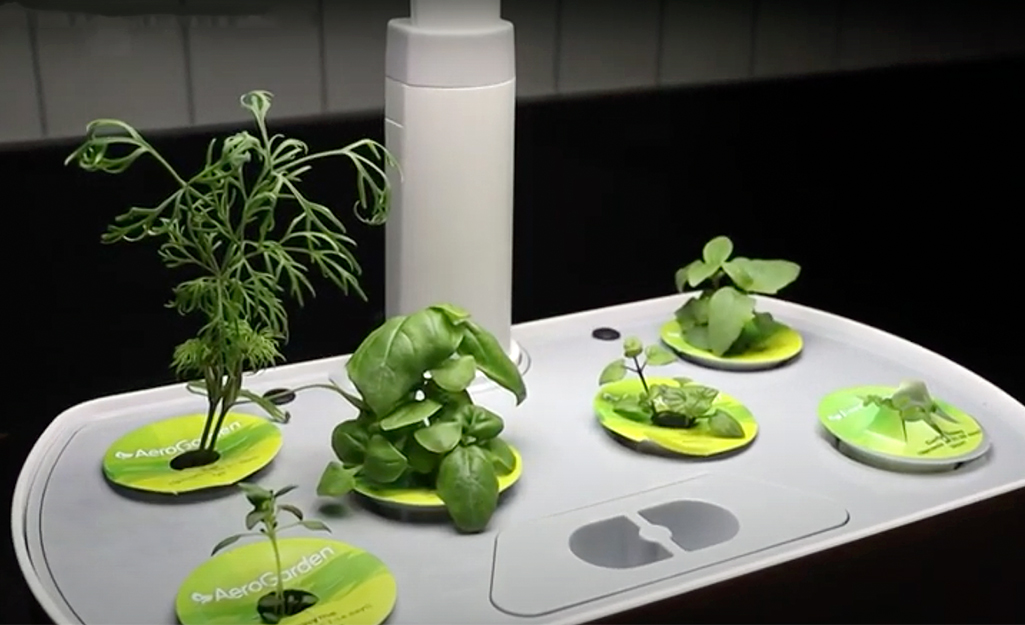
left=212, top=483, right=330, bottom=624
left=862, top=380, right=959, bottom=443
left=317, top=303, right=527, bottom=534
left=66, top=90, right=395, bottom=471
left=674, top=235, right=800, bottom=357
left=598, top=337, right=744, bottom=437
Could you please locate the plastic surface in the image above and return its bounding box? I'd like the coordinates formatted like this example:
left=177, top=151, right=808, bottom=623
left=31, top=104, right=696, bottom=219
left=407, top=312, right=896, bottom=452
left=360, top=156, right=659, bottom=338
left=383, top=78, right=516, bottom=354
left=13, top=294, right=1025, bottom=625
left=490, top=473, right=849, bottom=616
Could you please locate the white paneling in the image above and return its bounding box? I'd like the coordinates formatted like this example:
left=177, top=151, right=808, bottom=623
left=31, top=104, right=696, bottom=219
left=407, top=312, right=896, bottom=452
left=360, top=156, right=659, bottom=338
left=503, top=0, right=558, bottom=99
left=34, top=11, right=188, bottom=139
left=557, top=0, right=661, bottom=95
left=753, top=0, right=839, bottom=77
left=0, top=4, right=43, bottom=142
left=322, top=0, right=406, bottom=114
left=661, top=0, right=756, bottom=85
left=184, top=0, right=322, bottom=126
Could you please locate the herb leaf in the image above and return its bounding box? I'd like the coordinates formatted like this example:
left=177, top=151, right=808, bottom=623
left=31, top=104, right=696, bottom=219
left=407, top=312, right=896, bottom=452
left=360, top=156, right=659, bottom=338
left=723, top=258, right=800, bottom=294
left=362, top=435, right=408, bottom=483
left=380, top=398, right=444, bottom=431
left=708, top=410, right=745, bottom=438
left=599, top=359, right=628, bottom=384
left=707, top=287, right=756, bottom=356
left=330, top=420, right=370, bottom=465
left=316, top=461, right=359, bottom=497
left=347, top=308, right=462, bottom=416
left=430, top=355, right=477, bottom=393
left=436, top=445, right=500, bottom=533
left=457, top=320, right=526, bottom=405
left=414, top=420, right=463, bottom=454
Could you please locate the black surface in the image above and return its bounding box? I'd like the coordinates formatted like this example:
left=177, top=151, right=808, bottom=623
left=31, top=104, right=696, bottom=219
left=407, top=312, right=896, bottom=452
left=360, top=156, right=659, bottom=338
left=3, top=55, right=1024, bottom=623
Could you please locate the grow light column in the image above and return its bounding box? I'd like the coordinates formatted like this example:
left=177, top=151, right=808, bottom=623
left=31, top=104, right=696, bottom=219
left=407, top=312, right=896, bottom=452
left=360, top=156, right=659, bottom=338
left=384, top=0, right=516, bottom=354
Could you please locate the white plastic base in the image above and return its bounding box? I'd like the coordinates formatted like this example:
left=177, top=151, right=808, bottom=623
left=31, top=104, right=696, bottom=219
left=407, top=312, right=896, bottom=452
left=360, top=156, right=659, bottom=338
left=12, top=294, right=1025, bottom=625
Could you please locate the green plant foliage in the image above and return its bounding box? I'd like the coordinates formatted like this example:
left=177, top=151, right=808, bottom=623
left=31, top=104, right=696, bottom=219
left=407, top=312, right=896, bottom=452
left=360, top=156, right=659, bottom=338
left=316, top=304, right=526, bottom=533
left=66, top=90, right=396, bottom=457
left=861, top=379, right=959, bottom=442
left=212, top=484, right=330, bottom=623
left=673, top=235, right=800, bottom=357
left=599, top=337, right=743, bottom=437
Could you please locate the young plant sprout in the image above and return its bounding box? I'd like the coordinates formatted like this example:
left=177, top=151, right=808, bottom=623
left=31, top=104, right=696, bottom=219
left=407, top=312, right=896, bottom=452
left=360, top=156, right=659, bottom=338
left=599, top=337, right=744, bottom=437
left=674, top=235, right=800, bottom=357
left=66, top=90, right=395, bottom=471
left=862, top=380, right=958, bottom=442
left=317, top=304, right=526, bottom=534
left=212, top=483, right=330, bottom=624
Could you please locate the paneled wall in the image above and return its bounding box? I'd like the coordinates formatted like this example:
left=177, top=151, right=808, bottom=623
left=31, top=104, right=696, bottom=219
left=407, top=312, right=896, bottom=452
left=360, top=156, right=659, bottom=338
left=1, top=0, right=1023, bottom=145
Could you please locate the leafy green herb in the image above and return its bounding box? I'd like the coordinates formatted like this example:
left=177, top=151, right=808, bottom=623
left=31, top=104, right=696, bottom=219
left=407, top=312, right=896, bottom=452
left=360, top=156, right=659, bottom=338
left=674, top=235, right=800, bottom=357
left=316, top=304, right=526, bottom=533
left=862, top=379, right=959, bottom=442
left=599, top=337, right=744, bottom=437
left=212, top=484, right=329, bottom=623
left=66, top=90, right=395, bottom=467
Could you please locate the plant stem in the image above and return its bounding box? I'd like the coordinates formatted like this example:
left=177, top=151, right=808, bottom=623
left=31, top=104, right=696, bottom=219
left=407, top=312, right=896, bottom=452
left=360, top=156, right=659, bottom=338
left=267, top=524, right=285, bottom=617
left=631, top=356, right=650, bottom=396
left=198, top=394, right=218, bottom=451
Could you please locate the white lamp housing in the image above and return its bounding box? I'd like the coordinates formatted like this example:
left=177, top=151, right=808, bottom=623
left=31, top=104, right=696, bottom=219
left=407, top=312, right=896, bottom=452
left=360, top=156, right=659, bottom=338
left=383, top=0, right=517, bottom=357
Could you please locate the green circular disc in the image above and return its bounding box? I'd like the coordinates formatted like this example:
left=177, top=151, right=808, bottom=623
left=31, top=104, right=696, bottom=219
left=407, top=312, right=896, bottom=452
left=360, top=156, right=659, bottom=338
left=102, top=413, right=282, bottom=495
left=817, top=385, right=990, bottom=470
left=176, top=537, right=397, bottom=625
left=660, top=319, right=803, bottom=371
left=353, top=443, right=523, bottom=511
left=594, top=377, right=758, bottom=457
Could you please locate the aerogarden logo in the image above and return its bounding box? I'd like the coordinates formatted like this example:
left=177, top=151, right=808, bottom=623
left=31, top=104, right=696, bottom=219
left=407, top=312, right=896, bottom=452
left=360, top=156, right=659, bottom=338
left=113, top=421, right=243, bottom=460
left=191, top=546, right=336, bottom=604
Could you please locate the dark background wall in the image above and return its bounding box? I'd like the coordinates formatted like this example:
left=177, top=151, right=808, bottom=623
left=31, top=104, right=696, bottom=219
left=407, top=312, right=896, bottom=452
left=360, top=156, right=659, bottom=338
left=2, top=54, right=1024, bottom=623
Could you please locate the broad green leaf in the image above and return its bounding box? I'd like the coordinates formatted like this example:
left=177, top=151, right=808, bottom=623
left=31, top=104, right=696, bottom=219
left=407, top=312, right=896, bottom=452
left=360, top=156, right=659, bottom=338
left=707, top=287, right=756, bottom=356
left=362, top=435, right=408, bottom=484
left=331, top=420, right=370, bottom=465
left=299, top=519, right=331, bottom=533
left=316, top=461, right=359, bottom=497
left=429, top=303, right=471, bottom=325
left=709, top=410, right=745, bottom=438
left=405, top=438, right=441, bottom=474
left=436, top=445, right=500, bottom=533
left=674, top=296, right=709, bottom=330
left=211, top=533, right=247, bottom=555
left=484, top=438, right=516, bottom=474
left=463, top=405, right=505, bottom=441
left=278, top=503, right=303, bottom=520
left=611, top=395, right=652, bottom=422
left=723, top=258, right=800, bottom=294
left=346, top=308, right=462, bottom=416
left=599, top=360, right=628, bottom=384
left=457, top=320, right=527, bottom=405
left=686, top=259, right=719, bottom=288
left=236, top=387, right=289, bottom=423
left=732, top=312, right=783, bottom=353
left=684, top=325, right=711, bottom=350
left=702, top=235, right=734, bottom=268
left=245, top=510, right=265, bottom=530
left=644, top=343, right=676, bottom=366
left=414, top=420, right=463, bottom=454
left=380, top=398, right=443, bottom=431
left=623, top=336, right=643, bottom=358
left=423, top=380, right=473, bottom=408
left=675, top=260, right=701, bottom=292
left=430, top=355, right=477, bottom=393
